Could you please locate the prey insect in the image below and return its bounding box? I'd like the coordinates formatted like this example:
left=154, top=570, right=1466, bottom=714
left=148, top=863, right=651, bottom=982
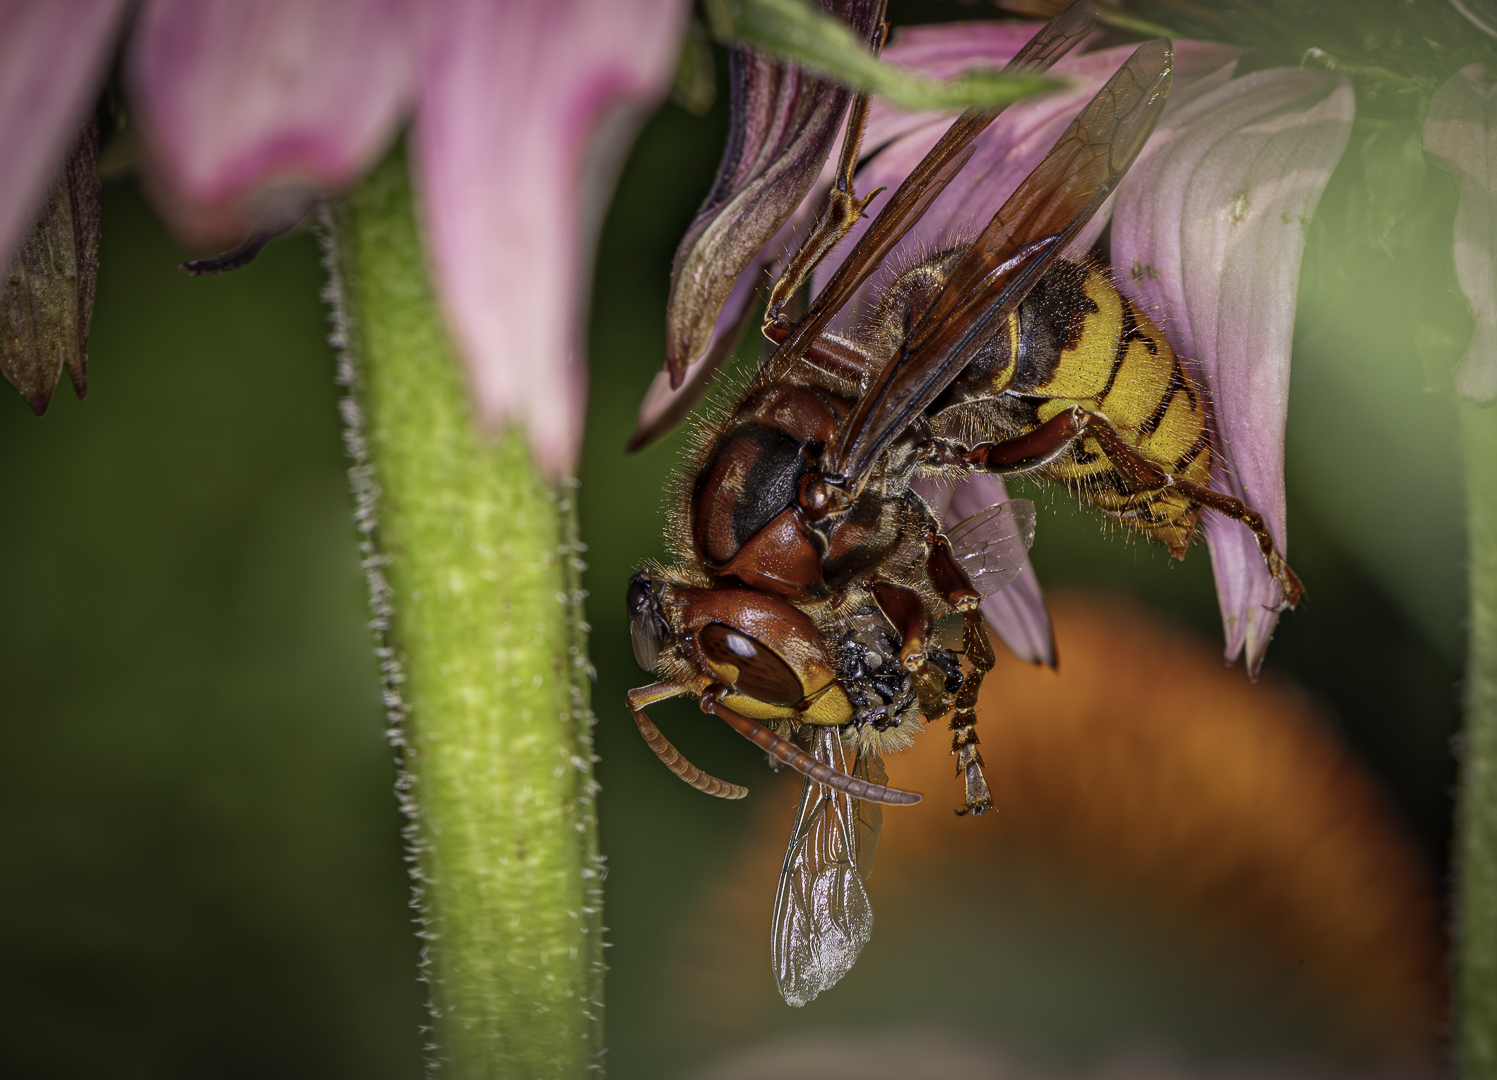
left=626, top=0, right=1302, bottom=1006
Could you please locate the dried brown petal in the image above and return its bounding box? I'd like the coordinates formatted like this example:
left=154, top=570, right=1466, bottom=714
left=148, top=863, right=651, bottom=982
left=2, top=121, right=100, bottom=416
left=664, top=0, right=883, bottom=386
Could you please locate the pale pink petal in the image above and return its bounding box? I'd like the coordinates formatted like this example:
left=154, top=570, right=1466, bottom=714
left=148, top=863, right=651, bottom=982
left=912, top=474, right=1055, bottom=666
left=0, top=0, right=127, bottom=266
left=1424, top=63, right=1497, bottom=405
left=128, top=0, right=417, bottom=247
left=415, top=0, right=688, bottom=477
left=1111, top=68, right=1354, bottom=675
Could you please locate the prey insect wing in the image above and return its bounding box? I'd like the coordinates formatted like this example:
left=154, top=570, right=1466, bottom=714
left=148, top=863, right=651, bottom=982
left=828, top=39, right=1176, bottom=483
left=771, top=728, right=885, bottom=1007
left=947, top=498, right=1037, bottom=599
left=764, top=1, right=1100, bottom=381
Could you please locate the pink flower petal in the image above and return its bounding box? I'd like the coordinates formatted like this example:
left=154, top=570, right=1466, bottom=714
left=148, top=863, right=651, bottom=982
left=913, top=474, right=1055, bottom=666
left=0, top=0, right=127, bottom=266
left=1424, top=63, right=1497, bottom=405
left=415, top=0, right=688, bottom=477
left=128, top=0, right=417, bottom=247
left=1111, top=68, right=1353, bottom=675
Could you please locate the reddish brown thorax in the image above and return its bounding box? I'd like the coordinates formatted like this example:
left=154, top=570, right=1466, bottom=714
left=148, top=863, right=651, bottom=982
left=690, top=384, right=852, bottom=600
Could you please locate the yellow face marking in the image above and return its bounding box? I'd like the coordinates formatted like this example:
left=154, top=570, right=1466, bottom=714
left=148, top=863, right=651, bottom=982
left=722, top=693, right=797, bottom=722
left=800, top=684, right=854, bottom=726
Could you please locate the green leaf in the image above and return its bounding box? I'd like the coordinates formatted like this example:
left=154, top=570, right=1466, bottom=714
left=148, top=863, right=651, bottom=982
left=705, top=0, right=1062, bottom=111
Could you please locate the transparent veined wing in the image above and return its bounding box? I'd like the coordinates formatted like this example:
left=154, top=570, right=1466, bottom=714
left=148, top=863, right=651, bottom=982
left=771, top=729, right=885, bottom=1007
left=851, top=745, right=884, bottom=883
left=947, top=498, right=1037, bottom=599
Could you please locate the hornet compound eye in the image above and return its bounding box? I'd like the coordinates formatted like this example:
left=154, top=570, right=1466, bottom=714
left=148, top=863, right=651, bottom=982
left=699, top=623, right=804, bottom=707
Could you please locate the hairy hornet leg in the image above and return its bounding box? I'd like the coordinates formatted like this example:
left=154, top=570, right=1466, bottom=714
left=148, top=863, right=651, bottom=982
left=868, top=580, right=949, bottom=719
left=954, top=406, right=1305, bottom=608
left=700, top=685, right=922, bottom=806
left=764, top=23, right=889, bottom=331
left=1165, top=476, right=1305, bottom=607
left=627, top=681, right=749, bottom=799
left=925, top=532, right=997, bottom=815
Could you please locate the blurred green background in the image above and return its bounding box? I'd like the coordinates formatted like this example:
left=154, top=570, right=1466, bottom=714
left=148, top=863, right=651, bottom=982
left=0, top=7, right=1475, bottom=1077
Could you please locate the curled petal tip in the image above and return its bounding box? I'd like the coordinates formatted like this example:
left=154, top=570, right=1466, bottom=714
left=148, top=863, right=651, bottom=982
left=1424, top=64, right=1497, bottom=405
left=1244, top=610, right=1281, bottom=682
left=981, top=561, right=1058, bottom=668
left=633, top=251, right=765, bottom=451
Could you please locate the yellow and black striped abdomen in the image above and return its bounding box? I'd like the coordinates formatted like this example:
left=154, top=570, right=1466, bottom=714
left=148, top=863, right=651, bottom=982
left=1016, top=262, right=1213, bottom=556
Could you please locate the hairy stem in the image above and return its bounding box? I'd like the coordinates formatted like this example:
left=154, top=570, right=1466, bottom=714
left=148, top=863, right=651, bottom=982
left=1459, top=398, right=1497, bottom=1078
left=322, top=149, right=604, bottom=1078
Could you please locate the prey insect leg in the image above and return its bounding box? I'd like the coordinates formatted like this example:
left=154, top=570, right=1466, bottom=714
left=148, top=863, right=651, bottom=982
left=764, top=22, right=890, bottom=332
left=701, top=687, right=923, bottom=806
left=628, top=681, right=749, bottom=799
left=869, top=574, right=991, bottom=812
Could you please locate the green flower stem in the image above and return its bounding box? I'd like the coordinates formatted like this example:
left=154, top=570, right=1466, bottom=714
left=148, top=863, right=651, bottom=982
left=322, top=149, right=604, bottom=1077
left=1460, top=398, right=1497, bottom=1078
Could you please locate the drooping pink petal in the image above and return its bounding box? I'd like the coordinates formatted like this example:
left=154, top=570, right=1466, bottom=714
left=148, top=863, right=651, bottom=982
left=1424, top=63, right=1497, bottom=405
left=1111, top=68, right=1354, bottom=675
left=913, top=474, right=1055, bottom=666
left=415, top=0, right=688, bottom=477
left=0, top=0, right=126, bottom=267
left=127, top=0, right=417, bottom=248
